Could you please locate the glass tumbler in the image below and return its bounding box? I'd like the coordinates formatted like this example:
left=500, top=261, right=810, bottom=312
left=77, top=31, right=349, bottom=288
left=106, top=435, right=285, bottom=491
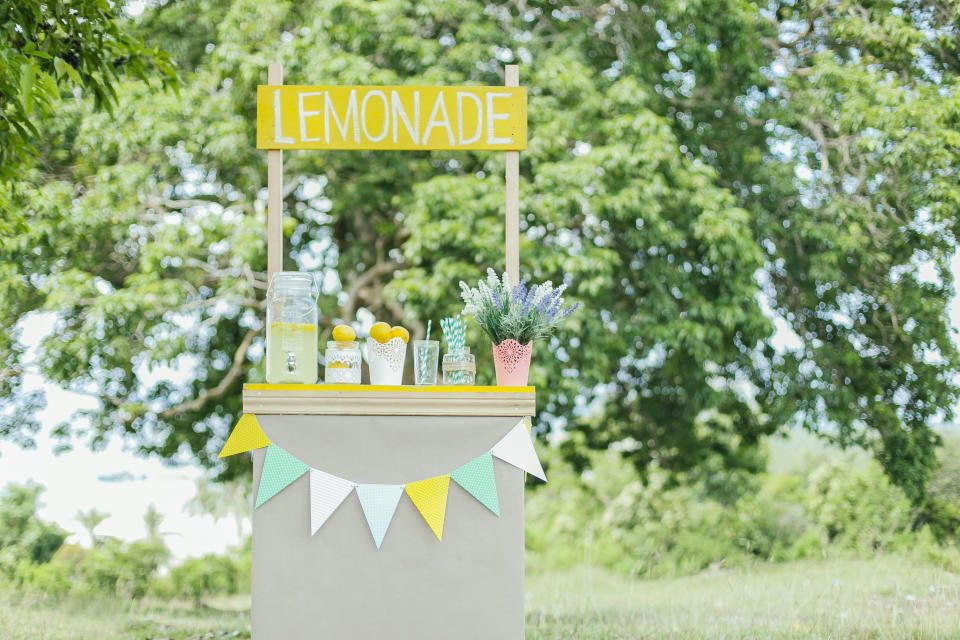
left=413, top=340, right=439, bottom=385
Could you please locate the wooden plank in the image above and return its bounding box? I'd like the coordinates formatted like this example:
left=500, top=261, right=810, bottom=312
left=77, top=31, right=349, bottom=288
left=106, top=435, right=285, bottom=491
left=257, top=85, right=527, bottom=150
left=242, top=386, right=536, bottom=416
left=504, top=64, right=520, bottom=286
left=267, top=63, right=284, bottom=279
left=245, top=383, right=534, bottom=393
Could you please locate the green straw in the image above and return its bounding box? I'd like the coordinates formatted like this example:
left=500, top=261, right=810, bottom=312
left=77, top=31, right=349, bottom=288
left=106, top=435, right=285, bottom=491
left=426, top=319, right=432, bottom=341
left=441, top=316, right=469, bottom=383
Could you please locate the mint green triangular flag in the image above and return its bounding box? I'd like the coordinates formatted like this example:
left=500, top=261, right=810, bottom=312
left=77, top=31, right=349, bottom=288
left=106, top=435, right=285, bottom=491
left=355, top=484, right=404, bottom=549
left=451, top=452, right=500, bottom=516
left=256, top=444, right=310, bottom=508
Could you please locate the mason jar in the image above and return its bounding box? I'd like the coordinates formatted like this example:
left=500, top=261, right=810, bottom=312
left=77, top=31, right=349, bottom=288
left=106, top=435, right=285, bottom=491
left=324, top=340, right=362, bottom=384
left=442, top=347, right=476, bottom=385
left=266, top=272, right=319, bottom=384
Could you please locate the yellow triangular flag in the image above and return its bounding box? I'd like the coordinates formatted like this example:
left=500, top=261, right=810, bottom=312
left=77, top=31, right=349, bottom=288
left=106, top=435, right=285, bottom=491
left=218, top=414, right=271, bottom=458
left=405, top=475, right=450, bottom=540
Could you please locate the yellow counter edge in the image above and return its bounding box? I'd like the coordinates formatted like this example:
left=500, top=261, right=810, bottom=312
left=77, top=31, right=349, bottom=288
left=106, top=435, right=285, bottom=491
left=244, top=383, right=535, bottom=393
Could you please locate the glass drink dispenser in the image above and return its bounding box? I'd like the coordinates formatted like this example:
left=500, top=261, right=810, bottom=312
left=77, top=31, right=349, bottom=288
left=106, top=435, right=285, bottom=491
left=266, top=272, right=319, bottom=384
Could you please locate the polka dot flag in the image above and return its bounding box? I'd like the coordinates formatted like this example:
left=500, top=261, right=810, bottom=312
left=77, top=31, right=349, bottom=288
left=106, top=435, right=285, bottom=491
left=405, top=475, right=450, bottom=540
left=255, top=444, right=310, bottom=508
left=450, top=452, right=500, bottom=517
left=218, top=413, right=271, bottom=458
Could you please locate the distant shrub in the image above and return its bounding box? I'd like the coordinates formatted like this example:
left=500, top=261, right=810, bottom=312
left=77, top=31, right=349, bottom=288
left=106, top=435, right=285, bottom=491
left=804, top=459, right=913, bottom=552
left=527, top=438, right=956, bottom=579
left=916, top=434, right=960, bottom=541
left=70, top=539, right=169, bottom=599
left=164, top=542, right=250, bottom=606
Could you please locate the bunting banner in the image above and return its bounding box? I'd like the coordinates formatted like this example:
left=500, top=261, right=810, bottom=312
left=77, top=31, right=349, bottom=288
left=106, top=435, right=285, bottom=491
left=356, top=484, right=405, bottom=549
left=405, top=475, right=450, bottom=541
left=450, top=452, right=500, bottom=517
left=218, top=413, right=271, bottom=458
left=219, top=417, right=544, bottom=549
left=309, top=469, right=355, bottom=535
left=490, top=421, right=547, bottom=481
left=255, top=444, right=310, bottom=508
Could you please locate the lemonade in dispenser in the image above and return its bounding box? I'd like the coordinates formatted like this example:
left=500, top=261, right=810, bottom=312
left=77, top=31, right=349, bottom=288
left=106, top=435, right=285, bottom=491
left=266, top=272, right=319, bottom=384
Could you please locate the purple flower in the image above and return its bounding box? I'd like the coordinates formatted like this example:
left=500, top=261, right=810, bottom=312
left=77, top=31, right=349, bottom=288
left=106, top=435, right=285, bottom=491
left=561, top=302, right=581, bottom=319
left=541, top=288, right=563, bottom=313
left=511, top=280, right=528, bottom=305
left=537, top=292, right=554, bottom=314
left=492, top=288, right=503, bottom=310
left=522, top=284, right=538, bottom=315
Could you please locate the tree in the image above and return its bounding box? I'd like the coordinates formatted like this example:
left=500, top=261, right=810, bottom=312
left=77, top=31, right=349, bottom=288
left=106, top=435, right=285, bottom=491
left=143, top=503, right=169, bottom=542
left=184, top=476, right=251, bottom=541
left=1, top=0, right=957, bottom=501
left=0, top=482, right=66, bottom=565
left=0, top=1, right=177, bottom=229
left=75, top=508, right=109, bottom=548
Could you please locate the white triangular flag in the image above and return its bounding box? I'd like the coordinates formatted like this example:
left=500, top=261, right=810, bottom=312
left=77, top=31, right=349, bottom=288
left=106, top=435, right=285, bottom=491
left=309, top=469, right=355, bottom=535
left=490, top=420, right=547, bottom=481
left=355, top=484, right=405, bottom=549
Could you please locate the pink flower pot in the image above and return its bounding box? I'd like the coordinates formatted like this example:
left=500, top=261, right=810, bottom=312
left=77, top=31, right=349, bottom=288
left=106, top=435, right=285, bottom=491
left=492, top=339, right=532, bottom=386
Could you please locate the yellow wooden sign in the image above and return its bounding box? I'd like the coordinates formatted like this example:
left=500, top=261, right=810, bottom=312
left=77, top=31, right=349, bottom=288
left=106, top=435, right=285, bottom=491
left=256, top=85, right=527, bottom=151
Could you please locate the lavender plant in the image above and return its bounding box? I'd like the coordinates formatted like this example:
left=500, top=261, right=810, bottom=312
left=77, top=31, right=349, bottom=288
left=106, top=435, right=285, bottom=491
left=459, top=269, right=581, bottom=345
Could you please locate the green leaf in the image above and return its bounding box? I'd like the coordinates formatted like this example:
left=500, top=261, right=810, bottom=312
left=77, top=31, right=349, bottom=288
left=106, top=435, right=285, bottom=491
left=19, top=63, right=36, bottom=115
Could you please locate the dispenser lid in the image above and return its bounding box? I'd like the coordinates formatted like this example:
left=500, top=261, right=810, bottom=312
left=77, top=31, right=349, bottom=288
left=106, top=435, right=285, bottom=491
left=268, top=271, right=319, bottom=299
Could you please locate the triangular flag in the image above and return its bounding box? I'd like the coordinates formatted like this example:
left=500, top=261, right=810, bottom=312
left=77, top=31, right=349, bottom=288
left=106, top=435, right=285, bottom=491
left=218, top=414, right=271, bottom=458
left=255, top=445, right=309, bottom=508
left=309, top=469, right=355, bottom=535
left=451, top=453, right=500, bottom=516
left=405, top=475, right=450, bottom=541
left=490, top=420, right=547, bottom=481
left=355, top=484, right=404, bottom=549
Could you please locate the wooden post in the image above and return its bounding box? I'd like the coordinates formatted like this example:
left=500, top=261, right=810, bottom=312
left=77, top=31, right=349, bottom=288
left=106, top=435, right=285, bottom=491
left=504, top=65, right=520, bottom=286
left=267, top=63, right=284, bottom=280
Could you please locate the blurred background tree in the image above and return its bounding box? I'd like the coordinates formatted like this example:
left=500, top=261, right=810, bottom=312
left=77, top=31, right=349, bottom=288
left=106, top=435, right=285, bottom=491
left=1, top=0, right=958, bottom=503
left=184, top=476, right=251, bottom=541
left=75, top=508, right=109, bottom=548
left=0, top=483, right=66, bottom=566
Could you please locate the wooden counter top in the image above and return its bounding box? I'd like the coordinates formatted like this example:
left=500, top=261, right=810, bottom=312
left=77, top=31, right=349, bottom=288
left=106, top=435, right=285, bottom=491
left=242, top=384, right=536, bottom=416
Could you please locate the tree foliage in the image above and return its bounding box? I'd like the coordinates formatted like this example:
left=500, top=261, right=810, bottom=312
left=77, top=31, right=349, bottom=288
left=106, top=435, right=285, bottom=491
left=1, top=0, right=959, bottom=500
left=0, top=0, right=178, bottom=228
left=0, top=482, right=66, bottom=565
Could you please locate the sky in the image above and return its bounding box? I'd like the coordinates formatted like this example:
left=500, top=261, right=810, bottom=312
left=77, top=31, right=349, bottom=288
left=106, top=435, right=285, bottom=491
left=0, top=314, right=241, bottom=560
left=3, top=255, right=960, bottom=560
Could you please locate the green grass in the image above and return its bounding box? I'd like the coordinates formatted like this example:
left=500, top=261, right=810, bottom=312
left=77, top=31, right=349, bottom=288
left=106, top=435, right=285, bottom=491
left=2, top=556, right=959, bottom=639
left=527, top=556, right=960, bottom=639
left=0, top=594, right=251, bottom=640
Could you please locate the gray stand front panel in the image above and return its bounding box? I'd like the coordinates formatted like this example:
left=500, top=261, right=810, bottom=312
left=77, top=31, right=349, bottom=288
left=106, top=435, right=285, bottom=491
left=251, top=415, right=525, bottom=640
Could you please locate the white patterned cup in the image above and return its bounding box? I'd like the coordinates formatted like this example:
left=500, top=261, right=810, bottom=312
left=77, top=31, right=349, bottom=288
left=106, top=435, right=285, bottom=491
left=366, top=337, right=407, bottom=385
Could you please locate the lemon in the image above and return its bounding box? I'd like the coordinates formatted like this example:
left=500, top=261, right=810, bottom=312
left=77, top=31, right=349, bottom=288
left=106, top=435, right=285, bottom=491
left=369, top=322, right=393, bottom=343
left=331, top=324, right=356, bottom=342
left=389, top=326, right=410, bottom=343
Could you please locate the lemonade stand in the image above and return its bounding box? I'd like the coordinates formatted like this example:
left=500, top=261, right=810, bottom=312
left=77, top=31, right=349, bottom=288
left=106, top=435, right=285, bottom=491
left=215, top=64, right=543, bottom=640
